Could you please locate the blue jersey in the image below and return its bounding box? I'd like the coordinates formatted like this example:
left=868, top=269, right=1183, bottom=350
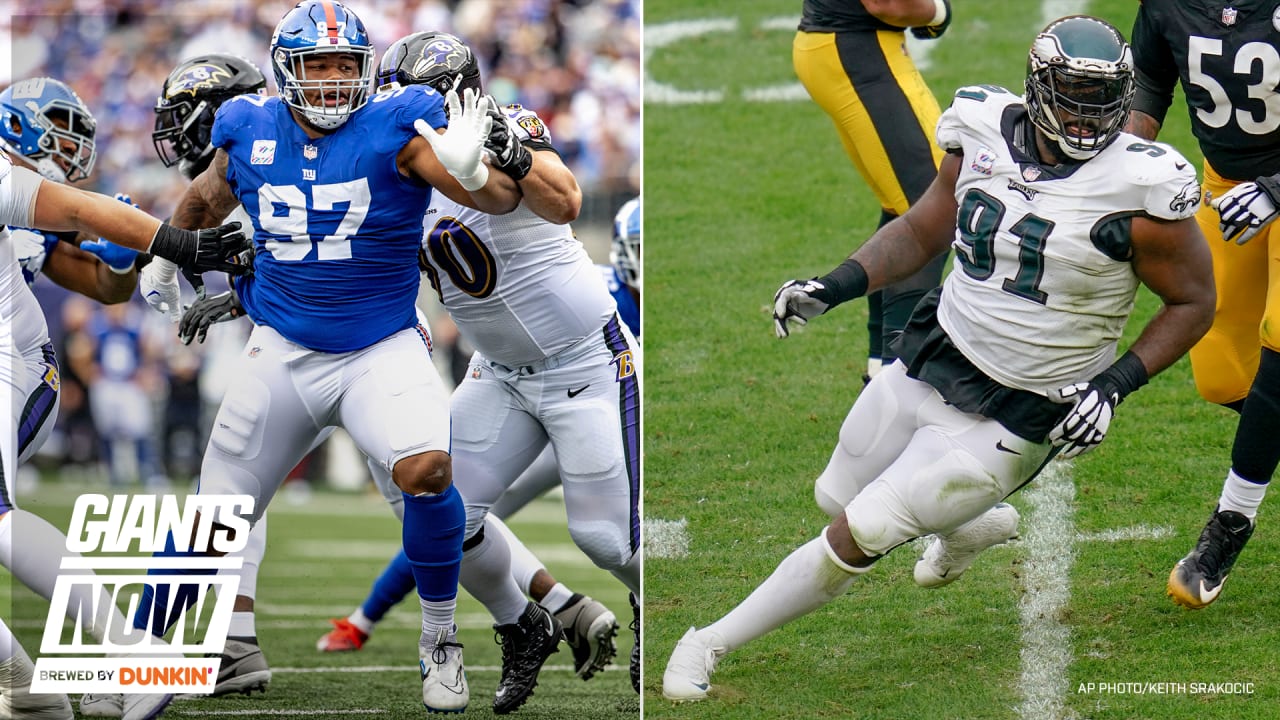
left=600, top=264, right=639, bottom=338
left=213, top=85, right=447, bottom=352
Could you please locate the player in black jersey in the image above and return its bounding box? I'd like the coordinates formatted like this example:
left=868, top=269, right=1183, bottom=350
left=1125, top=0, right=1280, bottom=609
left=793, top=0, right=951, bottom=382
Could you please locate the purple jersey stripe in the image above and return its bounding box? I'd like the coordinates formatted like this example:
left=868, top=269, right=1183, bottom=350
left=602, top=315, right=641, bottom=552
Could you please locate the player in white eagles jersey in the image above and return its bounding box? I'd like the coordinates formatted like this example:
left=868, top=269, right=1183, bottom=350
left=376, top=32, right=641, bottom=711
left=0, top=124, right=248, bottom=720
left=664, top=16, right=1215, bottom=702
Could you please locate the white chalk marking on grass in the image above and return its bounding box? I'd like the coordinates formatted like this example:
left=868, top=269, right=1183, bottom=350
left=1076, top=525, right=1174, bottom=543
left=173, top=710, right=385, bottom=717
left=1017, top=459, right=1076, bottom=720
left=644, top=518, right=690, bottom=559
left=645, top=19, right=737, bottom=105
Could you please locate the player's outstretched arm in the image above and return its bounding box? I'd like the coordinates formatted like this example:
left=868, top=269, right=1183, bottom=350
left=171, top=150, right=241, bottom=231
left=43, top=239, right=137, bottom=304
left=30, top=173, right=162, bottom=251
left=514, top=149, right=581, bottom=225
left=773, top=152, right=960, bottom=337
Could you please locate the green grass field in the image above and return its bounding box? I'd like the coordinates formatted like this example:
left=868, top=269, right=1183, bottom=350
left=643, top=2, right=1280, bottom=719
left=3, top=484, right=637, bottom=719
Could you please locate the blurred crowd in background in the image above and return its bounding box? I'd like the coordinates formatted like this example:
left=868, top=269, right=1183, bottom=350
left=2, top=0, right=640, bottom=490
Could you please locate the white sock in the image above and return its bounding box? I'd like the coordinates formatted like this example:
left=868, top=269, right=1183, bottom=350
left=702, top=536, right=861, bottom=653
left=420, top=596, right=457, bottom=630
left=459, top=526, right=529, bottom=625
left=487, top=515, right=543, bottom=596
left=228, top=611, right=257, bottom=639
left=0, top=509, right=133, bottom=646
left=542, top=583, right=575, bottom=614
left=1219, top=469, right=1269, bottom=520
left=347, top=608, right=375, bottom=635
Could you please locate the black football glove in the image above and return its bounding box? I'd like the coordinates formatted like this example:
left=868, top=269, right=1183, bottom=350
left=911, top=0, right=952, bottom=39
left=150, top=221, right=252, bottom=275
left=179, top=289, right=245, bottom=345
left=1047, top=352, right=1148, bottom=458
left=483, top=95, right=533, bottom=181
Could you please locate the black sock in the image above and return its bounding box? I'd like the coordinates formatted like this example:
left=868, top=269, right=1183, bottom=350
left=1231, top=347, right=1280, bottom=484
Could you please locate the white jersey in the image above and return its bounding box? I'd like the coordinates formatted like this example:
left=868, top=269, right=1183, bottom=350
left=421, top=196, right=615, bottom=369
left=0, top=154, right=53, bottom=357
left=933, top=86, right=1200, bottom=393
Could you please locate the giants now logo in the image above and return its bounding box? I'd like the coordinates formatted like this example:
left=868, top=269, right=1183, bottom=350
left=31, top=494, right=254, bottom=694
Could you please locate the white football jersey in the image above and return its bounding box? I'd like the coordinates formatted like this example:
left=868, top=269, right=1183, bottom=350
left=0, top=155, right=53, bottom=357
left=933, top=86, right=1200, bottom=394
left=420, top=197, right=616, bottom=368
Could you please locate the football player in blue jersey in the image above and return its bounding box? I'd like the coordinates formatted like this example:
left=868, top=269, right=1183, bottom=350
left=127, top=2, right=521, bottom=715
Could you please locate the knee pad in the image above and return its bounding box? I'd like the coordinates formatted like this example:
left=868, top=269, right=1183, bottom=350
left=567, top=518, right=630, bottom=571
left=814, top=483, right=846, bottom=519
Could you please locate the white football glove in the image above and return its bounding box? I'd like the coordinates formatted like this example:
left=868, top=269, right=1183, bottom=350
left=139, top=257, right=182, bottom=322
left=1047, top=381, right=1116, bottom=459
left=415, top=81, right=492, bottom=191
left=1211, top=175, right=1280, bottom=245
left=772, top=279, right=832, bottom=339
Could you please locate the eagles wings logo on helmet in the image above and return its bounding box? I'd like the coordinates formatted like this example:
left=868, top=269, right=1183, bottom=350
left=0, top=77, right=97, bottom=183
left=1025, top=15, right=1135, bottom=160
left=153, top=53, right=266, bottom=179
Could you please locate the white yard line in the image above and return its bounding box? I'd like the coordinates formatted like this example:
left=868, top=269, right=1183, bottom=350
left=268, top=664, right=598, bottom=674
left=1077, top=525, right=1173, bottom=543
left=1017, top=459, right=1077, bottom=720
left=172, top=711, right=386, bottom=717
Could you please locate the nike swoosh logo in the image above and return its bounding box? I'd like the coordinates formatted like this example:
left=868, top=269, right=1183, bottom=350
left=441, top=673, right=466, bottom=694
left=691, top=682, right=709, bottom=691
left=1199, top=578, right=1224, bottom=603
left=995, top=440, right=1021, bottom=455
left=1176, top=162, right=1188, bottom=170
left=567, top=385, right=590, bottom=398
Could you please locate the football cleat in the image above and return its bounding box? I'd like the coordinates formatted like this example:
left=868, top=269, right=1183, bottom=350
left=553, top=593, right=618, bottom=681
left=914, top=503, right=1020, bottom=588
left=205, top=638, right=271, bottom=696
left=79, top=693, right=123, bottom=718
left=492, top=601, right=563, bottom=714
left=1168, top=506, right=1255, bottom=609
left=121, top=692, right=173, bottom=720
left=317, top=618, right=370, bottom=652
left=420, top=625, right=468, bottom=714
left=629, top=593, right=640, bottom=694
left=661, top=627, right=720, bottom=702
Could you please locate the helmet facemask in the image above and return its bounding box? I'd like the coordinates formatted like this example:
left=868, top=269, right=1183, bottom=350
left=28, top=99, right=96, bottom=183
left=275, top=46, right=374, bottom=130
left=1025, top=17, right=1135, bottom=161
left=152, top=97, right=214, bottom=177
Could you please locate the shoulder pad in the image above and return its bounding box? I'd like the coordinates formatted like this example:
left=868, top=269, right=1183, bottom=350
left=937, top=86, right=1019, bottom=153
left=1110, top=137, right=1201, bottom=220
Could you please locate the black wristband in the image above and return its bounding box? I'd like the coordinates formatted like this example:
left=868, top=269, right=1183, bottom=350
left=1256, top=173, right=1280, bottom=204
left=814, top=258, right=870, bottom=308
left=1094, top=350, right=1149, bottom=405
left=149, top=223, right=196, bottom=267
left=133, top=251, right=154, bottom=271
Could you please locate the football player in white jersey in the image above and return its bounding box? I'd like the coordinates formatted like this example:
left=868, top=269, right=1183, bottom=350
left=376, top=32, right=642, bottom=711
left=0, top=88, right=249, bottom=717
left=663, top=16, right=1215, bottom=702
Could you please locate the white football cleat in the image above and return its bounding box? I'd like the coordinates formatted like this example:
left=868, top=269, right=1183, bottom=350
left=662, top=627, right=721, bottom=702
left=80, top=693, right=124, bottom=718
left=121, top=692, right=172, bottom=720
left=914, top=503, right=1020, bottom=588
left=420, top=625, right=468, bottom=714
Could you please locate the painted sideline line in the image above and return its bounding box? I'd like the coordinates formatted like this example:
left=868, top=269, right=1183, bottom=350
left=1016, top=459, right=1076, bottom=720
left=1077, top=525, right=1173, bottom=543
left=173, top=710, right=385, bottom=717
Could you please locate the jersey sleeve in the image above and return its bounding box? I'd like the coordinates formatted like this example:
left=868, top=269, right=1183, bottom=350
left=1129, top=3, right=1178, bottom=125
left=398, top=84, right=448, bottom=133
left=210, top=96, right=256, bottom=152
left=0, top=163, right=43, bottom=229
left=505, top=105, right=556, bottom=153
left=936, top=85, right=1017, bottom=154
left=1139, top=146, right=1201, bottom=221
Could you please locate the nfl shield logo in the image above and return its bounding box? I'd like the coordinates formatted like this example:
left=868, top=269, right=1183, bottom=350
left=1223, top=7, right=1238, bottom=25
left=1022, top=165, right=1042, bottom=182
left=303, top=144, right=318, bottom=160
